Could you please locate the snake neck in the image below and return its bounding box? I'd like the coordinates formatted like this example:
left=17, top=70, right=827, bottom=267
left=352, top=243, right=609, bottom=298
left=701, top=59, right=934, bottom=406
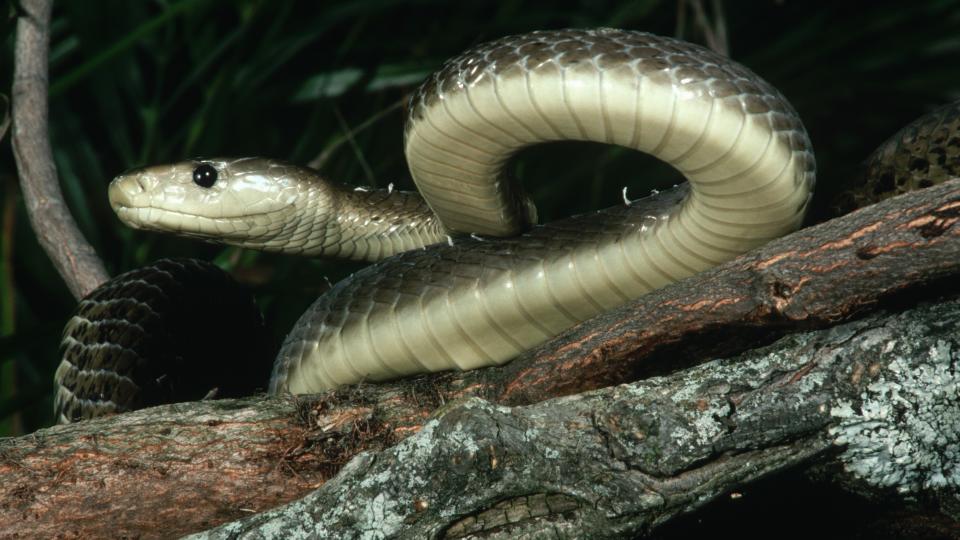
left=108, top=158, right=449, bottom=262
left=287, top=183, right=449, bottom=261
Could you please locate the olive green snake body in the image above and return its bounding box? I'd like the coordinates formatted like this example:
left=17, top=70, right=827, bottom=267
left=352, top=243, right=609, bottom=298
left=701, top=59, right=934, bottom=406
left=53, top=28, right=955, bottom=422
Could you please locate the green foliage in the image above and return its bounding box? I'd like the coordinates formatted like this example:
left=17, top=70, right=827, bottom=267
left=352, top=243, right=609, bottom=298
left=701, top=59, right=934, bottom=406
left=1, top=0, right=959, bottom=435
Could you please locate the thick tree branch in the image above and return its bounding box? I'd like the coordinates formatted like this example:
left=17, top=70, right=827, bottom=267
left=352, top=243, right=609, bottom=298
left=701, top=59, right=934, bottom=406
left=6, top=296, right=959, bottom=538
left=11, top=0, right=109, bottom=299
left=192, top=297, right=960, bottom=538
left=0, top=180, right=958, bottom=538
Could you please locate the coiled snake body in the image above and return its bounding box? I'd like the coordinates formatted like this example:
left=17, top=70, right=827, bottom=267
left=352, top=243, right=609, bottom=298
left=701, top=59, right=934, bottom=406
left=57, top=28, right=825, bottom=421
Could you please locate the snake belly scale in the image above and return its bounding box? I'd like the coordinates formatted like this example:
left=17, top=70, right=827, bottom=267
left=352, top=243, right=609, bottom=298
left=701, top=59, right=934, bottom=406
left=85, top=28, right=815, bottom=399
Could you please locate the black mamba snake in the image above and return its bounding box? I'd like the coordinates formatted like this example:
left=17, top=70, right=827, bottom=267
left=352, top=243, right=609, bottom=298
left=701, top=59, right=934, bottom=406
left=53, top=28, right=957, bottom=423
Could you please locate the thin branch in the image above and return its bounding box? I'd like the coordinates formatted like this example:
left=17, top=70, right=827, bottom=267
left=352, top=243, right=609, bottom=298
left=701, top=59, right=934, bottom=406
left=0, top=94, right=10, bottom=142
left=11, top=0, right=109, bottom=300
left=675, top=0, right=687, bottom=40
left=685, top=0, right=728, bottom=56
left=308, top=98, right=405, bottom=171
left=712, top=0, right=728, bottom=55
left=331, top=106, right=376, bottom=184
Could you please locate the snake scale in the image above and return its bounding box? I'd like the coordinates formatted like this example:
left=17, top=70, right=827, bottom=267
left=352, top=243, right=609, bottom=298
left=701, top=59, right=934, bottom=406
left=54, top=28, right=954, bottom=423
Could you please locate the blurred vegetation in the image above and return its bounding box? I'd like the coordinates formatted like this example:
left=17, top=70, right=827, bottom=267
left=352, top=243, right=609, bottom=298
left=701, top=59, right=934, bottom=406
left=0, top=0, right=958, bottom=438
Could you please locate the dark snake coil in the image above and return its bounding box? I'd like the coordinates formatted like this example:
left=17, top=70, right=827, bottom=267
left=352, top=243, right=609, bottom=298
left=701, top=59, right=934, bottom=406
left=55, top=259, right=274, bottom=423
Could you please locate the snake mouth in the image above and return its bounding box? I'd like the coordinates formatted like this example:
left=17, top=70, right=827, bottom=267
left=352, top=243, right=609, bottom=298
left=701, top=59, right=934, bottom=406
left=108, top=171, right=293, bottom=240
left=113, top=204, right=282, bottom=241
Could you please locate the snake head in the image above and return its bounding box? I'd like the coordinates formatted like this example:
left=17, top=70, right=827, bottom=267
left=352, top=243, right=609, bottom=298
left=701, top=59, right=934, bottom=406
left=108, top=157, right=320, bottom=248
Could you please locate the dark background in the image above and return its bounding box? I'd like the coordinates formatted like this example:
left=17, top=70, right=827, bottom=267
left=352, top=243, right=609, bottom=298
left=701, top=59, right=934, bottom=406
left=0, top=1, right=959, bottom=534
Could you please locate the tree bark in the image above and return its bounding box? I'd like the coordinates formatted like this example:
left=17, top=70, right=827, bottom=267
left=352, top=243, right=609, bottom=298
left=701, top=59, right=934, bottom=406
left=11, top=0, right=109, bottom=299
left=1, top=179, right=958, bottom=538
left=5, top=296, right=960, bottom=538
left=191, top=297, right=960, bottom=539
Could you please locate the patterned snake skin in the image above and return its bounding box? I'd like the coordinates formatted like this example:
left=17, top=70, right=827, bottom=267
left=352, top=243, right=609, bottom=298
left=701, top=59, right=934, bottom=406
left=55, top=259, right=274, bottom=423
left=834, top=101, right=960, bottom=214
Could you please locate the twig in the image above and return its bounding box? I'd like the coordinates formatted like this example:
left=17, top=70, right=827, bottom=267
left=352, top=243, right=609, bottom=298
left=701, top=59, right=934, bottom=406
left=330, top=106, right=376, bottom=184
left=711, top=0, right=729, bottom=55
left=308, top=98, right=404, bottom=171
left=11, top=0, right=109, bottom=300
left=0, top=95, right=10, bottom=142
left=687, top=0, right=729, bottom=56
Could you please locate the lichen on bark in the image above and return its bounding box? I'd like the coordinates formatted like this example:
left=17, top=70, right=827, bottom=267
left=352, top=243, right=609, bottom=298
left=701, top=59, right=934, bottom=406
left=191, top=298, right=960, bottom=539
left=829, top=315, right=960, bottom=496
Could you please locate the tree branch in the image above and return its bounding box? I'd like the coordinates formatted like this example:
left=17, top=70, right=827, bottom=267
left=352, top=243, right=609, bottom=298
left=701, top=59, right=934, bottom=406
left=193, top=297, right=960, bottom=538
left=11, top=0, right=109, bottom=299
left=1, top=180, right=958, bottom=538
left=6, top=296, right=959, bottom=538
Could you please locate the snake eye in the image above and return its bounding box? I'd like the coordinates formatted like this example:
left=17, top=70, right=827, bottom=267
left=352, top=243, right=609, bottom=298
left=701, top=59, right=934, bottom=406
left=192, top=163, right=218, bottom=188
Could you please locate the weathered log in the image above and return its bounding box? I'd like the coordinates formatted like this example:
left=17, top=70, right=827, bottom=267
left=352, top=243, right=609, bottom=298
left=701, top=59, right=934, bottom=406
left=194, top=296, right=960, bottom=538
left=1, top=398, right=312, bottom=538
left=1, top=179, right=958, bottom=538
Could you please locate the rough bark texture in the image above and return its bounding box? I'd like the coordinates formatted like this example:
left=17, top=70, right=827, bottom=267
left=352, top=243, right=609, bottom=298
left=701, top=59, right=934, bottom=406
left=11, top=0, right=109, bottom=299
left=0, top=180, right=958, bottom=538
left=194, top=298, right=960, bottom=538
left=0, top=398, right=322, bottom=539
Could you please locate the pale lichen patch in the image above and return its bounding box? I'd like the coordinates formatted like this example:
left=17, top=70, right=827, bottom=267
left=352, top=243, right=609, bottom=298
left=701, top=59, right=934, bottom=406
left=830, top=336, right=960, bottom=494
